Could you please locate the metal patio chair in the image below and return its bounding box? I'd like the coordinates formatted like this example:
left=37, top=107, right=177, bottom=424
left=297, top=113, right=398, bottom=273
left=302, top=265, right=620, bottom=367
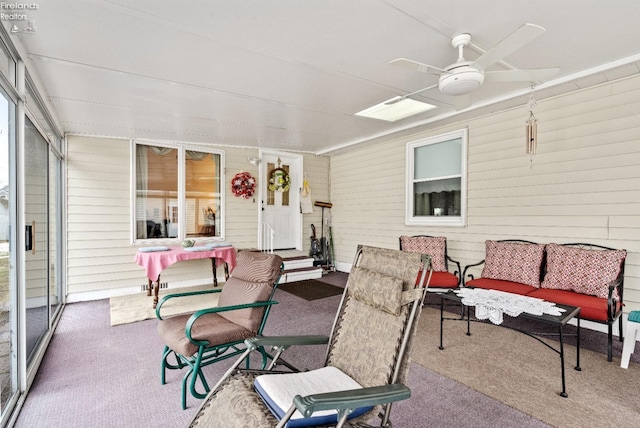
left=188, top=245, right=432, bottom=428
left=399, top=235, right=461, bottom=290
left=156, top=250, right=284, bottom=409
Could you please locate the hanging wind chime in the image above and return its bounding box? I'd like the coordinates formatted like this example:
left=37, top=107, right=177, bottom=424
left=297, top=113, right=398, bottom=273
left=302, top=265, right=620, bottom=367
left=525, top=87, right=538, bottom=158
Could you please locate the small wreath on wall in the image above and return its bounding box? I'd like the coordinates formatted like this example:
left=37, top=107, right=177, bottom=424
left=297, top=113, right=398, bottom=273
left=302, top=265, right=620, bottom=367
left=268, top=167, right=291, bottom=193
left=231, top=171, right=256, bottom=199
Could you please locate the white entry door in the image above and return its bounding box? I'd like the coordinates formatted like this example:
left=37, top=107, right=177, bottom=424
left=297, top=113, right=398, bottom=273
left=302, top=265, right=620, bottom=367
left=260, top=151, right=301, bottom=250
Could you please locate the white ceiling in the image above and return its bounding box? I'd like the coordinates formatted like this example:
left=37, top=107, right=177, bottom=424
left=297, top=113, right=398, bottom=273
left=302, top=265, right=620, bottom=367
left=7, top=0, right=640, bottom=154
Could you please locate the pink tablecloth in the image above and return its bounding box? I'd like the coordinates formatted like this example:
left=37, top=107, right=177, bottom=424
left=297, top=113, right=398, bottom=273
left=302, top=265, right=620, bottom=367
left=134, top=246, right=237, bottom=281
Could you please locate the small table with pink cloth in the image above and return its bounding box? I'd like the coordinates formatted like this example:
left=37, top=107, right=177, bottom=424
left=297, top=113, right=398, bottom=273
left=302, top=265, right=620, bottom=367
left=134, top=245, right=237, bottom=308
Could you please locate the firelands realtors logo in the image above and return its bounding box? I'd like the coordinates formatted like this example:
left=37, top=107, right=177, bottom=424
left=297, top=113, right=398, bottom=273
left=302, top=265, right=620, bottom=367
left=1, top=2, right=39, bottom=33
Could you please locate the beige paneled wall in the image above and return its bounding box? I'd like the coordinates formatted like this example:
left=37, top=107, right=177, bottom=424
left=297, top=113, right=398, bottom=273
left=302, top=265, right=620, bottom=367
left=66, top=137, right=330, bottom=298
left=66, top=137, right=134, bottom=295
left=330, top=74, right=640, bottom=312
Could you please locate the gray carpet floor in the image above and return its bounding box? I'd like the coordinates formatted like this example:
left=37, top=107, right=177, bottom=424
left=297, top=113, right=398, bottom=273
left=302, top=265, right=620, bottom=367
left=15, top=273, right=559, bottom=427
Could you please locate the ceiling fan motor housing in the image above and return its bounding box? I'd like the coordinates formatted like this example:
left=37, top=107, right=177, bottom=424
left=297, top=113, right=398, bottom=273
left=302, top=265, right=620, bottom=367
left=439, top=64, right=484, bottom=96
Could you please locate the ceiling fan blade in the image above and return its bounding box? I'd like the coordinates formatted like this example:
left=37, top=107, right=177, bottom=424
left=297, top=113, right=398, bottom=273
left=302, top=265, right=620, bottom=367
left=484, top=67, right=560, bottom=83
left=389, top=58, right=447, bottom=75
left=384, top=84, right=439, bottom=105
left=472, top=23, right=546, bottom=70
left=383, top=95, right=406, bottom=106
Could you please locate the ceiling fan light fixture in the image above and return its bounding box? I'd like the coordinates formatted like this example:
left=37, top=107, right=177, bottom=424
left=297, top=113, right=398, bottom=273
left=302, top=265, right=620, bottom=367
left=439, top=67, right=484, bottom=96
left=355, top=97, right=437, bottom=122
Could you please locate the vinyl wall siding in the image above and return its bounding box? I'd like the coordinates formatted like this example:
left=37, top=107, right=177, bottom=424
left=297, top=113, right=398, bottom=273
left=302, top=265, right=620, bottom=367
left=330, top=74, right=640, bottom=312
left=66, top=136, right=330, bottom=298
left=66, top=137, right=133, bottom=295
left=302, top=155, right=331, bottom=253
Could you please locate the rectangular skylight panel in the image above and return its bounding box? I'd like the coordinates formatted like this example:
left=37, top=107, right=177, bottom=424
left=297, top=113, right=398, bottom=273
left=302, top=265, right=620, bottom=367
left=355, top=97, right=437, bottom=122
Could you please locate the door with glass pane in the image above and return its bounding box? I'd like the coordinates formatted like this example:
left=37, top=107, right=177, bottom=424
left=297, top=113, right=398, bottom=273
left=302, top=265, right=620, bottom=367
left=261, top=152, right=301, bottom=250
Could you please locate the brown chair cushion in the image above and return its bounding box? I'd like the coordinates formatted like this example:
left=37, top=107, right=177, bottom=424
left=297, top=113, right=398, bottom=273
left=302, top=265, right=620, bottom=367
left=158, top=312, right=253, bottom=356
left=217, top=251, right=283, bottom=332
left=230, top=251, right=283, bottom=284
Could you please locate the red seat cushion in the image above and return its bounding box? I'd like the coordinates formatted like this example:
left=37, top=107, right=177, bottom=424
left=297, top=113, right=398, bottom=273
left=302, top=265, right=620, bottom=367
left=415, top=271, right=459, bottom=288
left=465, top=278, right=536, bottom=296
left=428, top=271, right=459, bottom=288
left=527, top=288, right=614, bottom=322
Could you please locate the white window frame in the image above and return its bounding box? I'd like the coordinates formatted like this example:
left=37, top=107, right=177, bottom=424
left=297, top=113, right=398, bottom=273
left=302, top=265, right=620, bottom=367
left=405, top=128, right=467, bottom=227
left=131, top=140, right=225, bottom=243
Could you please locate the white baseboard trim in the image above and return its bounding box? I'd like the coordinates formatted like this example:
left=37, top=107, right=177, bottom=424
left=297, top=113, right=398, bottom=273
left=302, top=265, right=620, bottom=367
left=66, top=278, right=223, bottom=303
left=335, top=261, right=352, bottom=273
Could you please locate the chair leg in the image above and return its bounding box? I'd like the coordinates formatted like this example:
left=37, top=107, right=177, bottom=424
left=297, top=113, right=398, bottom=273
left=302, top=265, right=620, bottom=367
left=182, top=349, right=210, bottom=409
left=619, top=316, right=624, bottom=341
left=181, top=370, right=191, bottom=410
left=181, top=363, right=203, bottom=409
left=190, top=367, right=211, bottom=400
left=257, top=346, right=270, bottom=369
left=161, top=346, right=171, bottom=385
left=608, top=324, right=613, bottom=362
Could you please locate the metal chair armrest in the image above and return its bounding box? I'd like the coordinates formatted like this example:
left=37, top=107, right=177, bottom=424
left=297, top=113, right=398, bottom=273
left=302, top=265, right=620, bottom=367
left=155, top=288, right=223, bottom=320
left=245, top=335, right=329, bottom=350
left=446, top=255, right=462, bottom=285
left=185, top=301, right=279, bottom=344
left=292, top=383, right=411, bottom=420
left=462, top=259, right=486, bottom=285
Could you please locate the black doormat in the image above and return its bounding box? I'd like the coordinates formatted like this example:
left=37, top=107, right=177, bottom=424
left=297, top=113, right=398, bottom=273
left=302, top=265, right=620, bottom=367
left=278, top=279, right=344, bottom=301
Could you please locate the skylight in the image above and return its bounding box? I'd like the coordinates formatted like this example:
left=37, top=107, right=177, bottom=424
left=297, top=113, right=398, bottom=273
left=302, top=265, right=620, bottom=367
left=355, top=97, right=437, bottom=122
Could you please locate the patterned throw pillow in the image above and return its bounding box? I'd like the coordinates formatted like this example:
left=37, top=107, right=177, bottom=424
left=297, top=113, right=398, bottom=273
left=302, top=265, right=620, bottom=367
left=541, top=243, right=626, bottom=299
left=399, top=236, right=446, bottom=272
left=481, top=240, right=545, bottom=287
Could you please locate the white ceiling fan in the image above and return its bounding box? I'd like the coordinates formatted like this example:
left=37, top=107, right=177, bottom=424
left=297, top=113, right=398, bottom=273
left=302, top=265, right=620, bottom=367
left=389, top=23, right=559, bottom=107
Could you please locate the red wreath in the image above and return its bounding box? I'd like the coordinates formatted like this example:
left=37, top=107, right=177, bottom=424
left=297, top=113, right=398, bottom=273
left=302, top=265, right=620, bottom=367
left=231, top=171, right=256, bottom=199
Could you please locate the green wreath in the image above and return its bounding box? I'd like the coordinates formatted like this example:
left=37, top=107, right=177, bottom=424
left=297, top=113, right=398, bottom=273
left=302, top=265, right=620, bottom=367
left=268, top=167, right=291, bottom=192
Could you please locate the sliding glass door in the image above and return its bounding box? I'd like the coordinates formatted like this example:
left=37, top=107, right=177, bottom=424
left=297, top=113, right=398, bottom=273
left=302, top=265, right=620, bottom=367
left=0, top=36, right=65, bottom=425
left=24, top=117, right=49, bottom=363
left=0, top=87, right=16, bottom=416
